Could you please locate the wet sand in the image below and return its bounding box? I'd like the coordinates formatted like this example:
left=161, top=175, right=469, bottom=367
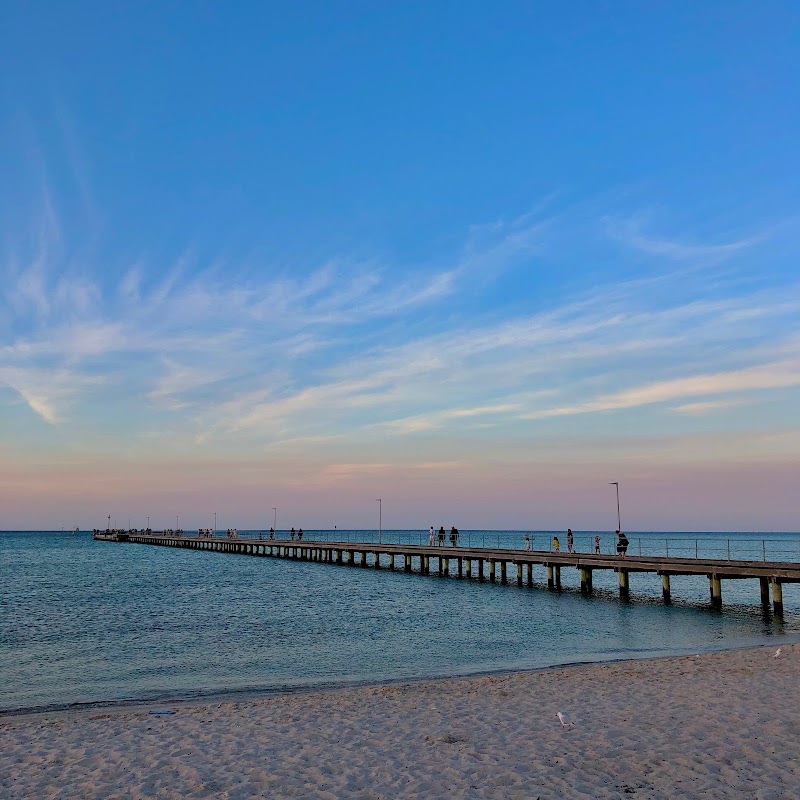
left=2, top=643, right=799, bottom=799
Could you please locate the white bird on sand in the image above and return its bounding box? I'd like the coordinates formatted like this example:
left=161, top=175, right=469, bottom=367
left=556, top=711, right=572, bottom=727
left=774, top=647, right=782, bottom=658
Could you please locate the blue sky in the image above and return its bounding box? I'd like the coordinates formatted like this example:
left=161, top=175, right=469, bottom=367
left=1, top=2, right=799, bottom=530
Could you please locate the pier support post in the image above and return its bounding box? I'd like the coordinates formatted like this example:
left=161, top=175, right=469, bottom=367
left=580, top=568, right=590, bottom=593
left=405, top=554, right=411, bottom=572
left=458, top=558, right=463, bottom=578
left=711, top=575, right=722, bottom=609
left=478, top=558, right=484, bottom=581
left=555, top=565, right=561, bottom=590
left=517, top=562, right=523, bottom=586
left=423, top=555, right=430, bottom=574
left=527, top=563, right=533, bottom=587
left=618, top=569, right=630, bottom=599
left=500, top=561, right=507, bottom=584
left=489, top=560, right=496, bottom=582
left=443, top=557, right=449, bottom=577
left=661, top=573, right=671, bottom=604
left=361, top=551, right=368, bottom=567
left=760, top=577, right=770, bottom=606
left=465, top=558, right=471, bottom=578
left=347, top=550, right=354, bottom=565
left=547, top=565, right=554, bottom=590
left=438, top=556, right=444, bottom=576
left=375, top=553, right=381, bottom=569
left=772, top=579, right=783, bottom=615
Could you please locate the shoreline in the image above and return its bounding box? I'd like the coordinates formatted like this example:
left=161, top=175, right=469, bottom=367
left=2, top=642, right=798, bottom=799
left=5, top=634, right=800, bottom=721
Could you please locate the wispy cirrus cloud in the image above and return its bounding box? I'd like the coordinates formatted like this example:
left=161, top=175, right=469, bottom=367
left=521, top=359, right=800, bottom=420
left=671, top=398, right=750, bottom=415
left=2, top=184, right=798, bottom=469
left=605, top=213, right=761, bottom=261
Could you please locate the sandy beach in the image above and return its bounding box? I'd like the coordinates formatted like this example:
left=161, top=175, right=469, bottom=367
left=2, top=643, right=798, bottom=800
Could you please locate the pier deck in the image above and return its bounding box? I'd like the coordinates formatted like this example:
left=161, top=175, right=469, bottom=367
left=94, top=533, right=800, bottom=614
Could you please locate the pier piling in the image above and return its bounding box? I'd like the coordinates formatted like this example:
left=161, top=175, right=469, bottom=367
left=772, top=580, right=783, bottom=615
left=618, top=570, right=630, bottom=599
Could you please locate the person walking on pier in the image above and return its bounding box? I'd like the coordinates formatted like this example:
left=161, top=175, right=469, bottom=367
left=438, top=526, right=446, bottom=546
left=524, top=534, right=531, bottom=551
left=553, top=535, right=560, bottom=553
left=594, top=535, right=601, bottom=554
left=298, top=528, right=304, bottom=541
left=290, top=527, right=296, bottom=540
left=566, top=528, right=574, bottom=554
left=616, top=530, right=629, bottom=556
left=429, top=526, right=435, bottom=546
left=269, top=527, right=274, bottom=540
left=450, top=526, right=459, bottom=546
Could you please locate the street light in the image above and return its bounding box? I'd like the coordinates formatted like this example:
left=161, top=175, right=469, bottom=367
left=214, top=512, right=217, bottom=536
left=147, top=516, right=150, bottom=530
left=176, top=514, right=179, bottom=531
left=376, top=498, right=382, bottom=544
left=272, top=507, right=277, bottom=531
left=609, top=482, right=621, bottom=532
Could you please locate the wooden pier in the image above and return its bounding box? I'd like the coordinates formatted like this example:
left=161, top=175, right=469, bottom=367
left=93, top=533, right=800, bottom=615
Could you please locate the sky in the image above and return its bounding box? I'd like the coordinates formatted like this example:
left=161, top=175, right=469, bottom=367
left=1, top=2, right=799, bottom=531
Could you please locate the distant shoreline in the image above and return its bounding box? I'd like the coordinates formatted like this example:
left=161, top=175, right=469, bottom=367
left=4, top=529, right=800, bottom=534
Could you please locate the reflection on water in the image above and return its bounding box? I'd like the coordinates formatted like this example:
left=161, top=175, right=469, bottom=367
left=1, top=530, right=798, bottom=713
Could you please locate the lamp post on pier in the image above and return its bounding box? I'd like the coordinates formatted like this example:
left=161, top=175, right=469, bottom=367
left=272, top=507, right=277, bottom=532
left=609, top=482, right=621, bottom=531
left=376, top=498, right=382, bottom=545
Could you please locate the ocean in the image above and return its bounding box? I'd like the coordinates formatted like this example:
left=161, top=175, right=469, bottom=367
left=1, top=530, right=798, bottom=714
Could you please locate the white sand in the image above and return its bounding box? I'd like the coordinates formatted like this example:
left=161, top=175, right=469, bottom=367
left=2, top=644, right=799, bottom=799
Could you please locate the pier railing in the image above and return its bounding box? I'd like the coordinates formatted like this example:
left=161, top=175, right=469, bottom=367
left=195, top=531, right=800, bottom=563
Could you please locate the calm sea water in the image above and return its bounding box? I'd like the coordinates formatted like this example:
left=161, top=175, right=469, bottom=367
left=1, top=530, right=798, bottom=713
